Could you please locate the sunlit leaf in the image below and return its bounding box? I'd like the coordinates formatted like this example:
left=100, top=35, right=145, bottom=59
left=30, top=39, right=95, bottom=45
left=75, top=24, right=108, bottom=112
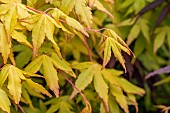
left=70, top=63, right=97, bottom=99
left=75, top=0, right=93, bottom=28
left=11, top=30, right=32, bottom=48
left=0, top=88, right=11, bottom=113
left=0, top=23, right=11, bottom=64
left=110, top=85, right=129, bottom=113
left=25, top=79, right=52, bottom=97
left=94, top=70, right=109, bottom=112
left=42, top=55, right=59, bottom=97
left=25, top=55, right=43, bottom=73
left=60, top=0, right=76, bottom=15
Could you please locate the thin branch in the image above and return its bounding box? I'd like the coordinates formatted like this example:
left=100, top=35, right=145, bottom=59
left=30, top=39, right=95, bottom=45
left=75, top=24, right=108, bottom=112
left=18, top=104, right=26, bottom=113
left=58, top=70, right=90, bottom=107
left=83, top=35, right=93, bottom=62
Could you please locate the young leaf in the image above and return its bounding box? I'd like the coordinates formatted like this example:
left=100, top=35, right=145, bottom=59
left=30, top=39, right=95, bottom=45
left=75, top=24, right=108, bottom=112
left=75, top=0, right=93, bottom=28
left=25, top=79, right=52, bottom=97
left=32, top=14, right=46, bottom=55
left=7, top=65, right=23, bottom=104
left=60, top=0, right=76, bottom=15
left=70, top=64, right=97, bottom=99
left=154, top=29, right=166, bottom=52
left=51, top=53, right=76, bottom=78
left=108, top=95, right=120, bottom=113
left=0, top=0, right=21, bottom=3
left=25, top=55, right=43, bottom=73
left=3, top=4, right=17, bottom=40
left=94, top=70, right=109, bottom=112
left=93, top=0, right=114, bottom=19
left=0, top=23, right=11, bottom=64
left=115, top=77, right=145, bottom=96
left=102, top=38, right=111, bottom=69
left=11, top=30, right=33, bottom=48
left=0, top=88, right=11, bottom=113
left=110, top=85, right=129, bottom=113
left=42, top=55, right=59, bottom=97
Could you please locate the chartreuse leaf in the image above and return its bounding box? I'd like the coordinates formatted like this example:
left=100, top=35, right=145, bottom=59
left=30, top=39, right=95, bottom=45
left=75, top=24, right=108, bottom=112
left=70, top=63, right=98, bottom=99
left=0, top=0, right=21, bottom=3
left=102, top=38, right=111, bottom=69
left=3, top=3, right=17, bottom=40
left=0, top=64, right=26, bottom=104
left=11, top=30, right=33, bottom=48
left=75, top=0, right=93, bottom=28
left=154, top=76, right=170, bottom=86
left=110, top=85, right=129, bottom=113
left=0, top=23, right=11, bottom=64
left=25, top=55, right=43, bottom=73
left=60, top=0, right=76, bottom=15
left=51, top=53, right=76, bottom=78
left=0, top=88, right=11, bottom=113
left=101, top=29, right=134, bottom=71
left=94, top=68, right=109, bottom=112
left=71, top=62, right=93, bottom=70
left=0, top=3, right=13, bottom=15
left=51, top=8, right=88, bottom=36
left=108, top=95, right=119, bottom=113
left=115, top=77, right=145, bottom=96
left=25, top=79, right=52, bottom=97
left=22, top=82, right=45, bottom=99
left=93, top=0, right=114, bottom=19
left=42, top=55, right=59, bottom=97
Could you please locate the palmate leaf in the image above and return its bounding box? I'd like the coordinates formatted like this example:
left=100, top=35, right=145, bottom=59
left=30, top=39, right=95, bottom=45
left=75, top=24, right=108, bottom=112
left=75, top=0, right=93, bottom=28
left=0, top=0, right=21, bottom=3
left=42, top=55, right=59, bottom=97
left=0, top=23, right=11, bottom=64
left=94, top=70, right=109, bottom=112
left=69, top=63, right=97, bottom=99
left=51, top=8, right=89, bottom=37
left=0, top=64, right=26, bottom=104
left=25, top=54, right=75, bottom=97
left=25, top=79, right=52, bottom=97
left=0, top=88, right=11, bottom=113
left=110, top=85, right=129, bottom=113
left=101, top=29, right=134, bottom=71
left=11, top=30, right=33, bottom=48
left=60, top=0, right=76, bottom=15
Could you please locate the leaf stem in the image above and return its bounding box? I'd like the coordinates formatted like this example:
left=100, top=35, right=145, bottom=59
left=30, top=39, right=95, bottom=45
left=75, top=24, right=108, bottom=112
left=83, top=35, right=93, bottom=62
left=18, top=104, right=26, bottom=113
left=58, top=70, right=90, bottom=107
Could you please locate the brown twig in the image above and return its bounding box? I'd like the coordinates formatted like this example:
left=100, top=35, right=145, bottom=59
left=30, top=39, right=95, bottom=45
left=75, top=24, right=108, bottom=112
left=18, top=104, right=26, bottom=113
left=58, top=70, right=90, bottom=107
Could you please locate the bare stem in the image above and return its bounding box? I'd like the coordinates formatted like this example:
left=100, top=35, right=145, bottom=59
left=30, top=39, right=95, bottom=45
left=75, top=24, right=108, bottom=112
left=18, top=104, right=26, bottom=113
left=58, top=70, right=90, bottom=107
left=83, top=35, right=93, bottom=62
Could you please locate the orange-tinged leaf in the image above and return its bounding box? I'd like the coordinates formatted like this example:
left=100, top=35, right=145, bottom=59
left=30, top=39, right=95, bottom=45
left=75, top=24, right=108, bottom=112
left=42, top=55, right=59, bottom=97
left=11, top=30, right=33, bottom=48
left=25, top=79, right=52, bottom=97
left=88, top=0, right=95, bottom=7
left=110, top=85, right=129, bottom=113
left=94, top=70, right=109, bottom=112
left=0, top=88, right=11, bottom=113
left=0, top=23, right=11, bottom=64
left=80, top=105, right=92, bottom=113
left=70, top=64, right=97, bottom=99
left=25, top=55, right=43, bottom=73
